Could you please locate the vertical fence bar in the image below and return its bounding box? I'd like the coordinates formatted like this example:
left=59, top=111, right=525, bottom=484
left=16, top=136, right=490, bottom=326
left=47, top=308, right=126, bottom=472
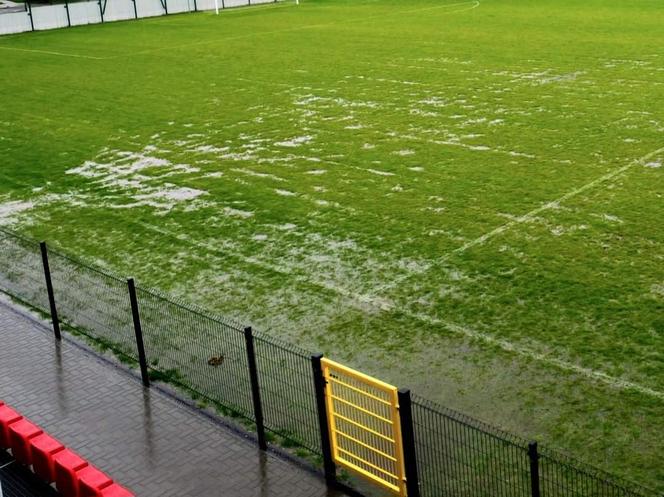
left=127, top=278, right=150, bottom=388
left=398, top=389, right=421, bottom=497
left=64, top=0, right=71, bottom=27
left=529, top=441, right=541, bottom=497
left=244, top=326, right=267, bottom=450
left=39, top=242, right=61, bottom=341
left=193, top=0, right=197, bottom=12
left=311, top=354, right=337, bottom=487
left=26, top=0, right=34, bottom=31
left=98, top=0, right=104, bottom=22
left=132, top=0, right=138, bottom=18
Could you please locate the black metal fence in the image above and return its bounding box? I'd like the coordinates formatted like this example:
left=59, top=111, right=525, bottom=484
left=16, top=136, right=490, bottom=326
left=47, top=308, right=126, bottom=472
left=412, top=395, right=532, bottom=497
left=0, top=226, right=660, bottom=497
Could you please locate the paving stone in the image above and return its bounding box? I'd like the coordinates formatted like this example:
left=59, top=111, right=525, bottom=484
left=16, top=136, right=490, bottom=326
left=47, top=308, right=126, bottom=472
left=0, top=301, right=349, bottom=497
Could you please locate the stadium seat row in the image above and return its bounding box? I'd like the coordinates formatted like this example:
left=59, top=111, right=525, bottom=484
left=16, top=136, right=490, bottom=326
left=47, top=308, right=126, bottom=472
left=0, top=400, right=133, bottom=497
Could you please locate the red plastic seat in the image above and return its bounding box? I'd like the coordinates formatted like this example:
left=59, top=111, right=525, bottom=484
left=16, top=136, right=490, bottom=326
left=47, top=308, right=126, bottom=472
left=0, top=405, right=23, bottom=448
left=100, top=483, right=134, bottom=497
left=78, top=466, right=113, bottom=497
left=30, top=433, right=65, bottom=483
left=8, top=418, right=43, bottom=465
left=54, top=449, right=89, bottom=497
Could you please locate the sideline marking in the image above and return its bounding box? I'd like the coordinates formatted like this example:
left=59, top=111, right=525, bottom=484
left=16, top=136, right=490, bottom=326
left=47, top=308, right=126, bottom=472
left=0, top=46, right=105, bottom=59
left=414, top=313, right=664, bottom=400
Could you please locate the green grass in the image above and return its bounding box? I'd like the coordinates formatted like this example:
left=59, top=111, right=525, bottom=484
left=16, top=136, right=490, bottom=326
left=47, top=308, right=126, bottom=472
left=0, top=0, right=663, bottom=489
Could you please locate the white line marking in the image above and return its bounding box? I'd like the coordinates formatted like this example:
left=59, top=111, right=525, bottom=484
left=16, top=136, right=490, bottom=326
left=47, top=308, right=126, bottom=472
left=365, top=0, right=479, bottom=18
left=52, top=143, right=661, bottom=398
left=138, top=215, right=664, bottom=399
left=194, top=147, right=664, bottom=398
left=369, top=146, right=664, bottom=298
left=411, top=313, right=664, bottom=400
left=0, top=46, right=105, bottom=59
left=12, top=0, right=653, bottom=395
left=111, top=0, right=480, bottom=58
left=205, top=1, right=297, bottom=14
left=362, top=147, right=664, bottom=398
left=451, top=146, right=664, bottom=256
left=133, top=220, right=392, bottom=311
left=127, top=145, right=664, bottom=399
left=0, top=0, right=479, bottom=60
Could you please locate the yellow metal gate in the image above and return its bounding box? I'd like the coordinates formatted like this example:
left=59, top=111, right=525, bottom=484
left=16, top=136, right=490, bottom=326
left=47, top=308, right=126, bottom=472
left=321, top=358, right=406, bottom=496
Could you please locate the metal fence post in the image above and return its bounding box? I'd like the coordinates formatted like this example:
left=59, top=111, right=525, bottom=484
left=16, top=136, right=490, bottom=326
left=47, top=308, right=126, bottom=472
left=39, top=242, right=61, bottom=341
left=98, top=0, right=104, bottom=22
left=127, top=278, right=150, bottom=388
left=311, top=353, right=336, bottom=487
left=244, top=326, right=267, bottom=450
left=132, top=0, right=138, bottom=18
left=26, top=0, right=34, bottom=31
left=398, top=389, right=421, bottom=497
left=529, top=441, right=541, bottom=497
left=64, top=0, right=71, bottom=27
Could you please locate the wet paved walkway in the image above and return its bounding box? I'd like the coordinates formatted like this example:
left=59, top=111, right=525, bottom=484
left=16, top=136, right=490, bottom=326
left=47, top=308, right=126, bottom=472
left=0, top=300, right=346, bottom=497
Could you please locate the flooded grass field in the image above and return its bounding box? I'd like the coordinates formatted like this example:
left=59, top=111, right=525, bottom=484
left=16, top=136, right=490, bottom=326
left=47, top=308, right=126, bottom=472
left=0, top=0, right=662, bottom=488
